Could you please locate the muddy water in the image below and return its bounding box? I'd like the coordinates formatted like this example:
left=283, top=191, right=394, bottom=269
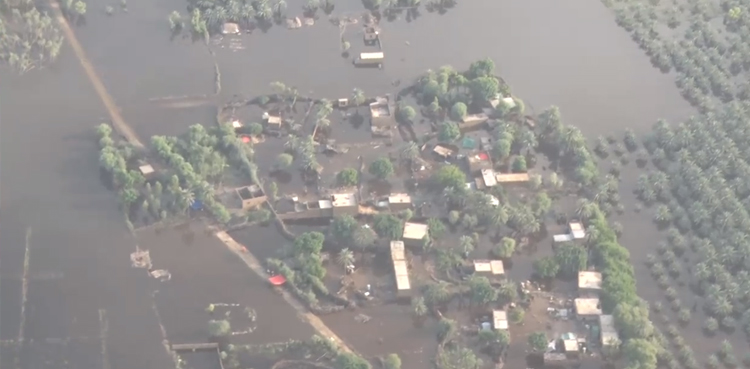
left=1, top=0, right=696, bottom=367
left=0, top=56, right=173, bottom=368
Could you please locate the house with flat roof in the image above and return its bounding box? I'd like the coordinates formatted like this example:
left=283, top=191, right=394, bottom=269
left=578, top=271, right=602, bottom=296
left=569, top=222, right=586, bottom=239
left=495, top=172, right=530, bottom=184
left=403, top=222, right=428, bottom=247
left=263, top=112, right=282, bottom=131
left=139, top=163, right=156, bottom=179
left=369, top=96, right=396, bottom=128
left=460, top=113, right=489, bottom=131
left=387, top=193, right=412, bottom=212
left=466, top=152, right=493, bottom=174
left=390, top=240, right=405, bottom=261
left=393, top=259, right=411, bottom=296
left=480, top=169, right=497, bottom=188
left=473, top=260, right=505, bottom=279
left=236, top=184, right=267, bottom=210
left=599, top=315, right=620, bottom=347
left=574, top=298, right=602, bottom=320
left=331, top=193, right=358, bottom=216
left=222, top=22, right=240, bottom=35
left=492, top=310, right=508, bottom=330
left=433, top=144, right=455, bottom=159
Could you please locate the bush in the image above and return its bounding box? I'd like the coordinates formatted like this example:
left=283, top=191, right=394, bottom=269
left=433, top=165, right=466, bottom=189
left=247, top=122, right=264, bottom=136
left=336, top=352, right=371, bottom=369
left=383, top=354, right=401, bottom=369
left=397, top=104, right=416, bottom=123
left=337, top=168, right=359, bottom=186
left=512, top=156, right=527, bottom=172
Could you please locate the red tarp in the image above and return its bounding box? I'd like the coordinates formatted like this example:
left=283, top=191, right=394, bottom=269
left=241, top=136, right=251, bottom=143
left=268, top=275, right=287, bottom=286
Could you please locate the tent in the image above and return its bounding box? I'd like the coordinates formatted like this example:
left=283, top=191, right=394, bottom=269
left=268, top=275, right=287, bottom=286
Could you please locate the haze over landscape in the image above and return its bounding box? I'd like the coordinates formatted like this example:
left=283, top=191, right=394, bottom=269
left=3, top=0, right=748, bottom=367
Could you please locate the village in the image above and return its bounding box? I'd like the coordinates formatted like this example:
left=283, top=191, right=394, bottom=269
left=91, top=15, right=638, bottom=369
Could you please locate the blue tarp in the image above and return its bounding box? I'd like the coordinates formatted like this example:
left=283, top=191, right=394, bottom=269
left=190, top=199, right=204, bottom=210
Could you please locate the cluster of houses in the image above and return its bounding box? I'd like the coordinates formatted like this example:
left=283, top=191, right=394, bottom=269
left=541, top=270, right=619, bottom=366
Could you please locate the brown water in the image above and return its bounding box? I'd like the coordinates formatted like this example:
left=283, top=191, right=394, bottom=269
left=1, top=0, right=694, bottom=367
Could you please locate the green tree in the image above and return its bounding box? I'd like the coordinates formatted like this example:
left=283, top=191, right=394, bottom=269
left=492, top=237, right=516, bottom=258
left=247, top=122, right=264, bottom=136
left=433, top=165, right=466, bottom=189
left=512, top=156, right=527, bottom=172
left=351, top=88, right=366, bottom=106
left=293, top=231, right=325, bottom=256
left=468, top=276, right=497, bottom=306
left=411, top=296, right=428, bottom=317
left=373, top=214, right=404, bottom=239
left=353, top=227, right=376, bottom=250
left=492, top=139, right=512, bottom=161
left=275, top=153, right=293, bottom=170
left=448, top=210, right=461, bottom=225
left=470, top=77, right=499, bottom=103
left=268, top=182, right=278, bottom=201
left=383, top=354, right=401, bottom=369
left=436, top=346, right=481, bottom=369
left=335, top=352, right=371, bottom=369
left=369, top=157, right=394, bottom=179
left=428, top=218, right=446, bottom=239
left=478, top=329, right=509, bottom=357
left=533, top=256, right=559, bottom=279
left=337, top=168, right=359, bottom=186
left=168, top=11, right=184, bottom=31
left=623, top=338, right=658, bottom=369
left=208, top=320, right=231, bottom=337
left=528, top=332, right=547, bottom=352
left=554, top=243, right=587, bottom=278
left=74, top=0, right=87, bottom=15
left=467, top=58, right=495, bottom=79
left=438, top=121, right=461, bottom=142
left=509, top=308, right=525, bottom=324
left=330, top=215, right=358, bottom=245
left=397, top=103, right=416, bottom=124
left=450, top=102, right=467, bottom=121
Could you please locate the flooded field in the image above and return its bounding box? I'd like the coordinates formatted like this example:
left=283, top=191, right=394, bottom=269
left=0, top=0, right=703, bottom=367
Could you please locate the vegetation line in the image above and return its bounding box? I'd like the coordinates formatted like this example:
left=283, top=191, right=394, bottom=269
left=17, top=227, right=31, bottom=346
left=214, top=231, right=356, bottom=355
left=49, top=0, right=144, bottom=149
left=98, top=309, right=111, bottom=369
left=151, top=291, right=184, bottom=369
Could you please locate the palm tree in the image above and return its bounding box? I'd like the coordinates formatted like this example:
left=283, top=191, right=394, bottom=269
left=273, top=0, right=286, bottom=18
left=459, top=235, right=474, bottom=257
left=401, top=142, right=420, bottom=165
left=412, top=296, right=428, bottom=317
left=351, top=88, right=366, bottom=106
left=337, top=248, right=354, bottom=271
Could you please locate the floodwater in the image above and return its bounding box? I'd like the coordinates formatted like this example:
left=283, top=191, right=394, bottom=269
left=0, top=0, right=696, bottom=367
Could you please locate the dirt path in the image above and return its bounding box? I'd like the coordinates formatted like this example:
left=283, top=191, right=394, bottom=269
left=49, top=1, right=145, bottom=150
left=214, top=231, right=355, bottom=355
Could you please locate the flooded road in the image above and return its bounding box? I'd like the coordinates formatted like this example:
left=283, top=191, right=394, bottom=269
left=0, top=0, right=696, bottom=367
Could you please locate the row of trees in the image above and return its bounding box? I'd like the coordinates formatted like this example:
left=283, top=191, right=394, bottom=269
left=0, top=0, right=64, bottom=74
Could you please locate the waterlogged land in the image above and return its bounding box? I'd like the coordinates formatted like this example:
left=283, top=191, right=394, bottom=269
left=0, top=0, right=706, bottom=368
